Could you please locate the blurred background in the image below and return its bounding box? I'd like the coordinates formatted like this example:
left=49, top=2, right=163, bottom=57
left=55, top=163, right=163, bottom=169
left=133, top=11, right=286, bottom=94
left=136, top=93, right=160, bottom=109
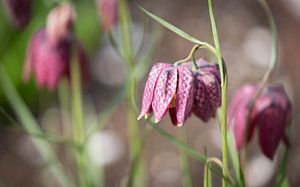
left=0, top=0, right=300, bottom=186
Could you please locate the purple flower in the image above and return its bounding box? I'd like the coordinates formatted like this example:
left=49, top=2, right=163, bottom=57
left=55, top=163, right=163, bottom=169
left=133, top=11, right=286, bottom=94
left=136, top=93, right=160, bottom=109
left=189, top=59, right=221, bottom=122
left=138, top=59, right=221, bottom=126
left=3, top=0, right=32, bottom=29
left=228, top=83, right=291, bottom=159
left=96, top=0, right=118, bottom=32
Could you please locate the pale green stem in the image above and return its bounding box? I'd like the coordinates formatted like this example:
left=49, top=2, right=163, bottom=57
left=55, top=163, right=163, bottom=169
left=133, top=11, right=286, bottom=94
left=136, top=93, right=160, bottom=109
left=178, top=128, right=193, bottom=187
left=241, top=0, right=279, bottom=184
left=207, top=0, right=229, bottom=186
left=119, top=0, right=146, bottom=186
left=70, top=48, right=93, bottom=187
left=0, top=65, right=74, bottom=187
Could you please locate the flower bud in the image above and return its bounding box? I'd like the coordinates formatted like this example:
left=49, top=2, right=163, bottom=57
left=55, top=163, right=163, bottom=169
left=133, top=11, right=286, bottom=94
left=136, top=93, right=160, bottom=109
left=228, top=83, right=291, bottom=159
left=96, top=0, right=118, bottom=32
left=3, top=0, right=32, bottom=29
left=46, top=3, right=76, bottom=47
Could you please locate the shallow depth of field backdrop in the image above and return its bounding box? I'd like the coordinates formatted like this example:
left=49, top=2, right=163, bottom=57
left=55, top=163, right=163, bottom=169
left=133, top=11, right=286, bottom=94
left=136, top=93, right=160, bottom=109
left=0, top=0, right=299, bottom=187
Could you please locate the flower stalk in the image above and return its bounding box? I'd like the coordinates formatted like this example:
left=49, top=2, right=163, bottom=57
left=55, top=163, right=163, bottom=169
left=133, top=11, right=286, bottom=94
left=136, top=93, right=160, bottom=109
left=70, top=46, right=93, bottom=187
left=207, top=0, right=229, bottom=186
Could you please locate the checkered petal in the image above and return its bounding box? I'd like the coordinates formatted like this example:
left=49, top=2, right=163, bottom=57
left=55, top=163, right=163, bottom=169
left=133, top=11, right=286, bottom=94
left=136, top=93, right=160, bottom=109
left=192, top=72, right=212, bottom=122
left=192, top=71, right=221, bottom=122
left=253, top=84, right=291, bottom=159
left=138, top=63, right=171, bottom=120
left=175, top=66, right=194, bottom=126
left=202, top=72, right=221, bottom=118
left=152, top=66, right=177, bottom=123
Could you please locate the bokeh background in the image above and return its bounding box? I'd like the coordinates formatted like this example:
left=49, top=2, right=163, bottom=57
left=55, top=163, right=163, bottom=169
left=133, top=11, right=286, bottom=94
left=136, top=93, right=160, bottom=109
left=0, top=0, right=300, bottom=186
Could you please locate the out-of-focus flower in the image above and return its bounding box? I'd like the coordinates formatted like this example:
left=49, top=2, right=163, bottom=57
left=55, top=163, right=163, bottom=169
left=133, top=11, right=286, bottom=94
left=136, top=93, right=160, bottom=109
left=46, top=3, right=76, bottom=46
left=138, top=59, right=221, bottom=126
left=3, top=0, right=32, bottom=29
left=96, top=0, right=118, bottom=32
left=23, top=3, right=89, bottom=90
left=228, top=83, right=291, bottom=159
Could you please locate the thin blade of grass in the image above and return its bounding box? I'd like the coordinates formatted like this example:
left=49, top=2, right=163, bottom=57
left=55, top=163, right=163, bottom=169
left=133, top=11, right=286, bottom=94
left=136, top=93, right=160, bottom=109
left=0, top=65, right=74, bottom=187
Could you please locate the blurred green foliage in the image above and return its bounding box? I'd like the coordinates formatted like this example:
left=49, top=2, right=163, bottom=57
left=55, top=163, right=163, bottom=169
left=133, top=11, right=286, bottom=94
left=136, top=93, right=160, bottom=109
left=0, top=0, right=102, bottom=122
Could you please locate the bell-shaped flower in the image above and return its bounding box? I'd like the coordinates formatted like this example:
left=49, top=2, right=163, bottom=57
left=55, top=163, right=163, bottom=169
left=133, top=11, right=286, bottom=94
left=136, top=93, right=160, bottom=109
left=22, top=3, right=89, bottom=90
left=228, top=83, right=291, bottom=160
left=46, top=3, right=76, bottom=46
left=253, top=84, right=291, bottom=159
left=96, top=0, right=118, bottom=32
left=186, top=59, right=221, bottom=122
left=138, top=59, right=221, bottom=126
left=228, top=84, right=258, bottom=150
left=138, top=63, right=194, bottom=126
left=3, top=0, right=32, bottom=29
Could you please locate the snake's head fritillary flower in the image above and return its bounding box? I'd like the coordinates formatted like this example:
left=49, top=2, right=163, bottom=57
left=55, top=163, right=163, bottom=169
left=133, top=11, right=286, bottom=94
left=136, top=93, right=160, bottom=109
left=3, top=0, right=32, bottom=29
left=228, top=83, right=291, bottom=160
left=23, top=29, right=71, bottom=90
left=23, top=3, right=89, bottom=91
left=96, top=0, right=118, bottom=32
left=185, top=59, right=221, bottom=122
left=23, top=29, right=89, bottom=90
left=138, top=63, right=195, bottom=126
left=228, top=84, right=258, bottom=150
left=46, top=3, right=76, bottom=47
left=253, top=84, right=291, bottom=159
left=138, top=63, right=171, bottom=120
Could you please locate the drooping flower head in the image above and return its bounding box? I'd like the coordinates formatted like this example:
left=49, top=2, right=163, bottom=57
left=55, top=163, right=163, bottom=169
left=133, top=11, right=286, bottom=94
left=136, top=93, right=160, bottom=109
left=46, top=3, right=76, bottom=46
left=138, top=59, right=221, bottom=126
left=228, top=83, right=291, bottom=159
left=96, top=0, right=118, bottom=32
left=22, top=3, right=89, bottom=90
left=3, top=0, right=32, bottom=29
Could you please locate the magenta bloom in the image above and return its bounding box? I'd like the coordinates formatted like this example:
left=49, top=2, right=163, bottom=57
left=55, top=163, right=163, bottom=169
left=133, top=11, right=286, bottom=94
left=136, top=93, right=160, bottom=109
left=96, top=0, right=118, bottom=32
left=138, top=59, right=221, bottom=126
left=228, top=83, right=291, bottom=159
left=23, top=29, right=71, bottom=90
left=23, top=28, right=89, bottom=90
left=3, top=0, right=32, bottom=29
left=23, top=4, right=89, bottom=90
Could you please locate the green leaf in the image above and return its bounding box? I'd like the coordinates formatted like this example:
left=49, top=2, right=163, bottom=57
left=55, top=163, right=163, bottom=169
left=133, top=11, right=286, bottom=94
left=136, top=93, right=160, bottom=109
left=227, top=130, right=245, bottom=187
left=0, top=65, right=74, bottom=187
left=138, top=5, right=207, bottom=46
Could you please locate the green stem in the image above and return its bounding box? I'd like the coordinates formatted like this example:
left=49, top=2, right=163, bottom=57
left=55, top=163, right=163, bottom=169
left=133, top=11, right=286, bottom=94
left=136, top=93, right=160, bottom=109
left=241, top=1, right=279, bottom=184
left=70, top=48, right=93, bottom=187
left=207, top=0, right=229, bottom=186
left=0, top=65, right=74, bottom=187
left=119, top=0, right=146, bottom=186
left=178, top=128, right=193, bottom=187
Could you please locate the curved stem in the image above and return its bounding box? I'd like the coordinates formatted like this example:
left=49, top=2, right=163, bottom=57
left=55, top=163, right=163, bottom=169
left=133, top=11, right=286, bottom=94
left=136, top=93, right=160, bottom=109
left=174, top=45, right=200, bottom=65
left=240, top=1, right=279, bottom=184
left=207, top=0, right=229, bottom=187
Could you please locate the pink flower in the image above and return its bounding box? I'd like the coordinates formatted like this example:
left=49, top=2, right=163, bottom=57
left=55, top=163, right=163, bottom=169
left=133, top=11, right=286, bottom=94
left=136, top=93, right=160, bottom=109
left=96, top=0, right=118, bottom=32
left=3, top=0, right=32, bottom=29
left=46, top=3, right=76, bottom=47
left=138, top=59, right=221, bottom=126
left=228, top=83, right=291, bottom=159
left=23, top=29, right=70, bottom=90
left=22, top=3, right=89, bottom=90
